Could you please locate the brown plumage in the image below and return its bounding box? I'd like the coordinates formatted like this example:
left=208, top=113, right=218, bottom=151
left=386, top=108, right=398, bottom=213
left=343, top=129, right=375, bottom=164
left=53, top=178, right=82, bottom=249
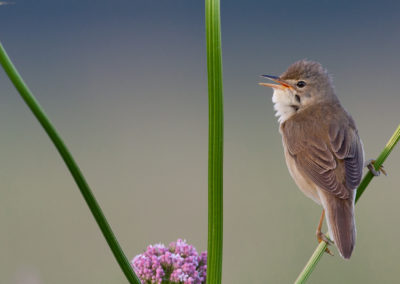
left=260, top=60, right=364, bottom=259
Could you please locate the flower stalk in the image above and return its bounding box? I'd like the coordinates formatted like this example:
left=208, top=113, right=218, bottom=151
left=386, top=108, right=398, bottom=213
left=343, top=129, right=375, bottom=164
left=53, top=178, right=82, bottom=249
left=295, top=123, right=400, bottom=283
left=0, top=42, right=140, bottom=284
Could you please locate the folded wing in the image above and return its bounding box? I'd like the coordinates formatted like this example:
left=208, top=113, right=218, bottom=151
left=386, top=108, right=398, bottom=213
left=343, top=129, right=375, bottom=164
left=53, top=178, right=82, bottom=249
left=282, top=118, right=363, bottom=199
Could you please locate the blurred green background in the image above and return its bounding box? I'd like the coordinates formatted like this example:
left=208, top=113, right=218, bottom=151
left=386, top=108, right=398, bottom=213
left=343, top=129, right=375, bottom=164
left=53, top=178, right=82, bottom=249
left=1, top=0, right=400, bottom=283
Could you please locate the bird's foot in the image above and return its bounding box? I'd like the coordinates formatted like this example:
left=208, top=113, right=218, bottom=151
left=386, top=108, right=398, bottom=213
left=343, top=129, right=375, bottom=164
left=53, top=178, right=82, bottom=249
left=317, top=231, right=334, bottom=256
left=365, top=159, right=387, bottom=176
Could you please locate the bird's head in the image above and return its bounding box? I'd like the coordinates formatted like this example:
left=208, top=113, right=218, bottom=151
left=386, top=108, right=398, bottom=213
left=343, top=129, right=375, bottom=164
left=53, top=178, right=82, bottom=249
left=259, top=60, right=337, bottom=123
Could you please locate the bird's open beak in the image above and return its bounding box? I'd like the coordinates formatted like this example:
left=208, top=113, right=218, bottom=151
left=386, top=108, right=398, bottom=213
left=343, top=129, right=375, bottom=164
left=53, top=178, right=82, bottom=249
left=258, top=75, right=293, bottom=90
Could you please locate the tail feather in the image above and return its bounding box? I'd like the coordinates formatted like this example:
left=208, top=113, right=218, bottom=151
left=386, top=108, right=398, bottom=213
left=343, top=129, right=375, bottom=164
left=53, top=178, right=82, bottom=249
left=320, top=193, right=356, bottom=259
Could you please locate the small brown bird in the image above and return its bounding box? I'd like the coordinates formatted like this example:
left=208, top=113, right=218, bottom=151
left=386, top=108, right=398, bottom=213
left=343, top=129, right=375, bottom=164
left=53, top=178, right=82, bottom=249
left=259, top=60, right=367, bottom=259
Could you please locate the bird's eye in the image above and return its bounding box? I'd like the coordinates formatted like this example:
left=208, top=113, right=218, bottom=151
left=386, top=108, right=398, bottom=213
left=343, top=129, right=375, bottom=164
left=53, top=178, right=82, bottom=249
left=296, top=81, right=306, bottom=88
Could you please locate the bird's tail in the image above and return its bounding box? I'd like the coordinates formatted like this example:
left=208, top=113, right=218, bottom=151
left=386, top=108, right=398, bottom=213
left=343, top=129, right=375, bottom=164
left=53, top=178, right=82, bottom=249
left=320, top=193, right=356, bottom=259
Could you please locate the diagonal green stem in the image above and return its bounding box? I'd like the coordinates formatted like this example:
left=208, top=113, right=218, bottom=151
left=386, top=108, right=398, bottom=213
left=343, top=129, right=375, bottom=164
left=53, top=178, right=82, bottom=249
left=295, top=124, right=400, bottom=284
left=205, top=0, right=224, bottom=283
left=0, top=43, right=140, bottom=284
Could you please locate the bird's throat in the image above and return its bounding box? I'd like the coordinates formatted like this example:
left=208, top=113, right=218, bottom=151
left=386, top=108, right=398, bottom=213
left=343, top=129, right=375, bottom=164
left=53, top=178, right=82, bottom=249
left=272, top=88, right=299, bottom=123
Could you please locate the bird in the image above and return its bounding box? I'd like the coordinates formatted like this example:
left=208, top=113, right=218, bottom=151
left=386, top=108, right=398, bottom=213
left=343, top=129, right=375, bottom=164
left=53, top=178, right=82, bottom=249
left=259, top=60, right=376, bottom=259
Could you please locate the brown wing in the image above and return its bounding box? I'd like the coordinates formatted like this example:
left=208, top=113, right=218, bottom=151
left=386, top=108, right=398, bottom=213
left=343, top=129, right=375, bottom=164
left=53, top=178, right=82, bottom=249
left=329, top=122, right=364, bottom=191
left=282, top=116, right=364, bottom=200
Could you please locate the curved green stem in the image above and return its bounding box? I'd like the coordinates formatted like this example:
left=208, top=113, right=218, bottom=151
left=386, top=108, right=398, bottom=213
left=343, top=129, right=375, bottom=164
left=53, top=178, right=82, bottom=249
left=205, top=0, right=224, bottom=283
left=0, top=43, right=140, bottom=284
left=295, top=124, right=400, bottom=284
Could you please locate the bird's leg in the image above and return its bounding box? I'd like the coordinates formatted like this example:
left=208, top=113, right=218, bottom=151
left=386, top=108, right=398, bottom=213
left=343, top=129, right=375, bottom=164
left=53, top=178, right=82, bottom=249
left=365, top=159, right=387, bottom=176
left=316, top=209, right=334, bottom=256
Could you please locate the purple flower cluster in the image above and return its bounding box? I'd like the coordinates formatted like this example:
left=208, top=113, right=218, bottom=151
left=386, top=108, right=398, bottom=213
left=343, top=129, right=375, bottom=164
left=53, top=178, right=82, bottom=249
left=132, top=239, right=207, bottom=284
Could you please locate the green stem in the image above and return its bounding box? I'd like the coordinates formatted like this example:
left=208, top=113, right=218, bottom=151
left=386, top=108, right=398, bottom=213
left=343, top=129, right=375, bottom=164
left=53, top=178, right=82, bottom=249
left=205, top=0, right=224, bottom=283
left=295, top=124, right=400, bottom=284
left=0, top=43, right=140, bottom=284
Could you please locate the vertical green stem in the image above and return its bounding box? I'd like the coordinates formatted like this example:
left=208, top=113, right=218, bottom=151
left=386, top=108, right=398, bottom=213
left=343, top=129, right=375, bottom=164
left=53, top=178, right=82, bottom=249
left=0, top=43, right=140, bottom=284
left=295, top=124, right=400, bottom=283
left=205, top=0, right=224, bottom=283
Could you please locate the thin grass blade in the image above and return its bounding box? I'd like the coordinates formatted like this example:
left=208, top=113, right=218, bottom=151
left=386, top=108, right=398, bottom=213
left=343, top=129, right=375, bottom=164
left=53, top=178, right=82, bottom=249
left=0, top=43, right=140, bottom=284
left=205, top=0, right=224, bottom=283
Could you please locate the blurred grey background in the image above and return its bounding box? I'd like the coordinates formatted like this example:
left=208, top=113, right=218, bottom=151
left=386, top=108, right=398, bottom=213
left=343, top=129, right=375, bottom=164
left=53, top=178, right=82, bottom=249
left=1, top=0, right=399, bottom=283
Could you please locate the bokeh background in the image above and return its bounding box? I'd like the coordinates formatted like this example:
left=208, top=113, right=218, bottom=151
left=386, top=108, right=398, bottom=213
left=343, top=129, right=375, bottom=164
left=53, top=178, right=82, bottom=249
left=1, top=0, right=400, bottom=283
